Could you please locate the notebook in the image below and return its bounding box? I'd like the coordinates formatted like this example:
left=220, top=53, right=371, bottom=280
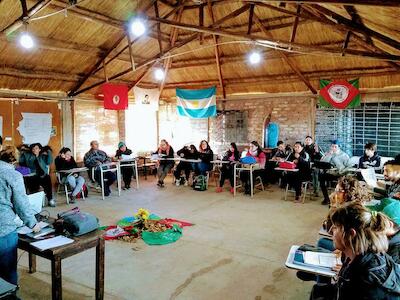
left=26, top=227, right=55, bottom=239
left=303, top=251, right=341, bottom=268
left=30, top=236, right=74, bottom=251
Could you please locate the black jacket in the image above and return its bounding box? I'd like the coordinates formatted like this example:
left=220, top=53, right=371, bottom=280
left=115, top=148, right=133, bottom=159
left=55, top=156, right=78, bottom=178
left=222, top=150, right=240, bottom=162
left=198, top=149, right=213, bottom=164
left=154, top=146, right=174, bottom=166
left=287, top=150, right=311, bottom=180
left=177, top=147, right=199, bottom=160
left=337, top=252, right=400, bottom=300
left=304, top=144, right=322, bottom=162
left=359, top=153, right=381, bottom=170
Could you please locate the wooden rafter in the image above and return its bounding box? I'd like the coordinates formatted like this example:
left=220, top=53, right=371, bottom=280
left=159, top=4, right=185, bottom=96
left=126, top=34, right=135, bottom=72
left=154, top=1, right=163, bottom=54
left=253, top=13, right=317, bottom=94
left=1, top=0, right=54, bottom=35
left=288, top=4, right=301, bottom=49
left=148, top=16, right=400, bottom=61
left=247, top=4, right=255, bottom=35
left=199, top=5, right=204, bottom=44
left=207, top=0, right=226, bottom=99
left=20, top=0, right=28, bottom=17
left=311, top=4, right=400, bottom=51
left=254, top=0, right=400, bottom=6
left=71, top=4, right=253, bottom=96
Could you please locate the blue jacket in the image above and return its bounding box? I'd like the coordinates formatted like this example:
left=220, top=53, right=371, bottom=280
left=19, top=150, right=53, bottom=175
left=0, top=161, right=37, bottom=237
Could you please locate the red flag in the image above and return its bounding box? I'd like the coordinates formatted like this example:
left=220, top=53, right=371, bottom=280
left=102, top=83, right=128, bottom=110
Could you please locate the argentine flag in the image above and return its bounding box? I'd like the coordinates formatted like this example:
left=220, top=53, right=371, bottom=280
left=176, top=86, right=217, bottom=118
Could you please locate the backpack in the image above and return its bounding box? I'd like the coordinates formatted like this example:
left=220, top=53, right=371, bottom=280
left=240, top=156, right=257, bottom=165
left=75, top=184, right=88, bottom=199
left=193, top=175, right=207, bottom=191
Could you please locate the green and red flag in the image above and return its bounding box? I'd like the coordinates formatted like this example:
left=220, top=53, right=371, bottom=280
left=319, top=78, right=361, bottom=109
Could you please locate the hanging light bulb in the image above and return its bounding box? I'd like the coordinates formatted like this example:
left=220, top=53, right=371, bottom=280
left=248, top=51, right=261, bottom=65
left=130, top=19, right=146, bottom=37
left=19, top=32, right=35, bottom=49
left=154, top=68, right=165, bottom=81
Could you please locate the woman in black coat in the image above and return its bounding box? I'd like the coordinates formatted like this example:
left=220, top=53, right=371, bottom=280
left=216, top=142, right=240, bottom=193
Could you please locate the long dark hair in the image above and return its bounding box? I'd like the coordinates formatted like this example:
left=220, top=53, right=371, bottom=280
left=228, top=142, right=239, bottom=159
left=30, top=143, right=42, bottom=152
left=251, top=141, right=262, bottom=156
left=199, top=140, right=210, bottom=152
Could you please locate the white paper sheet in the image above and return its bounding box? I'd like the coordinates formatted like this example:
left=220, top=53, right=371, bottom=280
left=30, top=236, right=74, bottom=251
left=304, top=252, right=341, bottom=268
left=17, top=113, right=52, bottom=145
left=17, top=221, right=49, bottom=235
left=361, top=168, right=378, bottom=188
left=0, top=116, right=3, bottom=137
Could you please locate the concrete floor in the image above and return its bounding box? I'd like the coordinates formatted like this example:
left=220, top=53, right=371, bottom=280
left=18, top=178, right=328, bottom=300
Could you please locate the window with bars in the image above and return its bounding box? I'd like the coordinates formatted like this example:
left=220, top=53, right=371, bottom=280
left=315, top=102, right=400, bottom=157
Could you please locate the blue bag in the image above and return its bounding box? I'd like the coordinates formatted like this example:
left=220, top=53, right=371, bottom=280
left=240, top=156, right=257, bottom=165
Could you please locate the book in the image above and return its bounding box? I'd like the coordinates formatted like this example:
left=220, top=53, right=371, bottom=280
left=303, top=251, right=341, bottom=269
left=26, top=227, right=55, bottom=239
left=30, top=235, right=74, bottom=251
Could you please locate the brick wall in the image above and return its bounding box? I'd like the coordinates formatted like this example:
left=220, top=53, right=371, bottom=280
left=158, top=96, right=314, bottom=154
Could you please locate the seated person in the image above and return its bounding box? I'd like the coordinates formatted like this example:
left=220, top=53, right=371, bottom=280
left=304, top=136, right=322, bottom=195
left=194, top=140, right=213, bottom=176
left=265, top=140, right=290, bottom=184
left=374, top=159, right=400, bottom=200
left=358, top=142, right=381, bottom=171
left=309, top=203, right=400, bottom=300
left=174, top=144, right=198, bottom=186
left=115, top=142, right=133, bottom=190
left=318, top=140, right=350, bottom=205
left=19, top=143, right=55, bottom=207
left=281, top=142, right=311, bottom=203
left=84, top=140, right=116, bottom=196
left=55, top=147, right=85, bottom=203
left=216, top=142, right=240, bottom=194
left=154, top=139, right=174, bottom=187
left=239, top=141, right=266, bottom=195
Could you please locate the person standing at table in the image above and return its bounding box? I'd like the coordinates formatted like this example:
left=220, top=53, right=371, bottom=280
left=84, top=140, right=116, bottom=197
left=304, top=136, right=322, bottom=196
left=216, top=142, right=240, bottom=194
left=55, top=147, right=85, bottom=203
left=19, top=143, right=55, bottom=207
left=194, top=140, right=213, bottom=176
left=0, top=144, right=40, bottom=285
left=154, top=139, right=174, bottom=187
left=174, top=144, right=198, bottom=186
left=359, top=142, right=381, bottom=171
left=115, top=142, right=134, bottom=190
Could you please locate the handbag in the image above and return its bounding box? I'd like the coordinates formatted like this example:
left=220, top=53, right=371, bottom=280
left=56, top=207, right=98, bottom=236
left=278, top=161, right=297, bottom=169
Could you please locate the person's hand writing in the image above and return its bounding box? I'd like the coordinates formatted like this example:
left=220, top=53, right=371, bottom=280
left=32, top=223, right=41, bottom=233
left=332, top=264, right=342, bottom=274
left=294, top=153, right=300, bottom=158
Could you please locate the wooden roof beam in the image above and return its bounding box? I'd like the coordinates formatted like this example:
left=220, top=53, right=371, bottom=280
left=247, top=4, right=255, bottom=35
left=253, top=13, right=317, bottom=94
left=311, top=4, right=400, bottom=51
left=207, top=0, right=226, bottom=99
left=154, top=1, right=164, bottom=54
left=288, top=4, right=301, bottom=49
left=1, top=0, right=54, bottom=36
left=199, top=5, right=204, bottom=44
left=71, top=4, right=253, bottom=96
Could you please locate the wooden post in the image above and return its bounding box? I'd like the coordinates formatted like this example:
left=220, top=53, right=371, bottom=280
left=51, top=256, right=62, bottom=300
left=102, top=61, right=108, bottom=82
left=95, top=238, right=105, bottom=300
left=126, top=34, right=136, bottom=72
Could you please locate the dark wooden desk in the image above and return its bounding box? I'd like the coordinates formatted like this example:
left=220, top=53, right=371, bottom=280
left=18, top=230, right=104, bottom=300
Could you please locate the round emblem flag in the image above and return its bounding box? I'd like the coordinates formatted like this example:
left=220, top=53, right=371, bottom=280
left=112, top=95, right=120, bottom=105
left=319, top=79, right=361, bottom=109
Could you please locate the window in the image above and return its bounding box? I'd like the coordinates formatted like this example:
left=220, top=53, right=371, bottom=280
left=315, top=102, right=400, bottom=157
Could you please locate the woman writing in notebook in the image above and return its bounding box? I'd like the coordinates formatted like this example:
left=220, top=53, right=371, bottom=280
left=154, top=139, right=174, bottom=187
left=310, top=202, right=400, bottom=300
left=115, top=142, right=134, bottom=190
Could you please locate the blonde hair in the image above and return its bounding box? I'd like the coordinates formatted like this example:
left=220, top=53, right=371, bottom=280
left=0, top=146, right=18, bottom=163
left=329, top=202, right=390, bottom=255
left=330, top=176, right=372, bottom=207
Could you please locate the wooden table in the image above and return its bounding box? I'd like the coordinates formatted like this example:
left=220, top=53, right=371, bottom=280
left=18, top=230, right=105, bottom=300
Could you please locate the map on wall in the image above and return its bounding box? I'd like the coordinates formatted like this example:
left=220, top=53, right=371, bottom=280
left=17, top=113, right=52, bottom=146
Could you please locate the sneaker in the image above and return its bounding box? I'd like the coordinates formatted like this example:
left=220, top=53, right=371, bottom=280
left=184, top=181, right=188, bottom=186
left=230, top=187, right=234, bottom=194
left=175, top=181, right=180, bottom=186
left=294, top=196, right=302, bottom=203
left=69, top=195, right=76, bottom=204
left=313, top=191, right=319, bottom=197
left=216, top=187, right=223, bottom=193
left=48, top=199, right=56, bottom=207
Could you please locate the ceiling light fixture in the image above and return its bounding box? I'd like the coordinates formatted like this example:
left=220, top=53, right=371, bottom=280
left=130, top=19, right=146, bottom=37
left=248, top=51, right=262, bottom=65
left=19, top=32, right=35, bottom=49
left=154, top=68, right=165, bottom=81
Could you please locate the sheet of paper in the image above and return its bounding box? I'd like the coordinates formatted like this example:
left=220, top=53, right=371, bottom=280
left=17, top=112, right=52, bottom=145
left=17, top=221, right=50, bottom=235
left=304, top=251, right=340, bottom=268
left=30, top=235, right=74, bottom=251
left=121, top=154, right=133, bottom=160
left=361, top=168, right=378, bottom=188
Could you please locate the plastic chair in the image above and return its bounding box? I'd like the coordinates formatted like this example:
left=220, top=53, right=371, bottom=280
left=284, top=181, right=312, bottom=203
left=56, top=172, right=85, bottom=204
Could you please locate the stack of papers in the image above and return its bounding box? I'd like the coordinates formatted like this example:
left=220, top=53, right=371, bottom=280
left=30, top=236, right=74, bottom=251
left=17, top=221, right=49, bottom=235
left=303, top=251, right=341, bottom=268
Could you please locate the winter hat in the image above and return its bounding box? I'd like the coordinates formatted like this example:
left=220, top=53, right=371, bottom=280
left=118, top=141, right=126, bottom=149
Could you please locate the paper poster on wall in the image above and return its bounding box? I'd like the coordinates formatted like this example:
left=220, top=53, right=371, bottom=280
left=17, top=113, right=52, bottom=145
left=133, top=86, right=160, bottom=111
